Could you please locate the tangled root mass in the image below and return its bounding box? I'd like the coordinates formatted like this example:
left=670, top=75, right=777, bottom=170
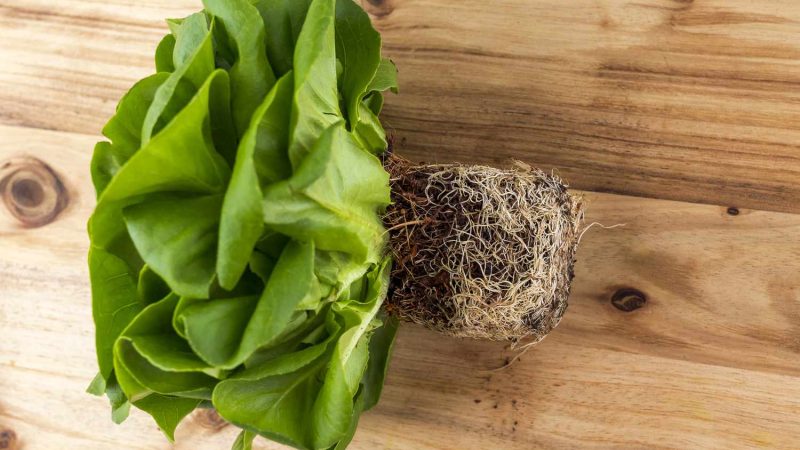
left=383, top=154, right=584, bottom=343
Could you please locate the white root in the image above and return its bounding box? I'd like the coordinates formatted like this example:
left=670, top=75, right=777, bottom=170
left=384, top=155, right=585, bottom=343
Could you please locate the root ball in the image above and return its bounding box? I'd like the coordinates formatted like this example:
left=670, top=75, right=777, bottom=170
left=383, top=154, right=584, bottom=343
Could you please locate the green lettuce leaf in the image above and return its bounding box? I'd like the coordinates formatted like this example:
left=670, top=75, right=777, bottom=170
left=254, top=0, right=313, bottom=76
left=137, top=265, right=171, bottom=305
left=142, top=13, right=216, bottom=145
left=288, top=0, right=341, bottom=168
left=361, top=313, right=398, bottom=410
left=263, top=123, right=390, bottom=263
left=353, top=102, right=388, bottom=153
left=367, top=58, right=399, bottom=95
left=124, top=194, right=223, bottom=299
left=113, top=295, right=218, bottom=401
left=135, top=394, right=201, bottom=442
left=334, top=0, right=381, bottom=130
left=106, top=376, right=133, bottom=424
left=212, top=259, right=390, bottom=449
left=353, top=57, right=399, bottom=152
left=103, top=73, right=170, bottom=167
left=154, top=33, right=176, bottom=72
left=217, top=72, right=293, bottom=289
left=177, top=240, right=320, bottom=368
left=203, top=0, right=276, bottom=135
left=89, top=2, right=399, bottom=448
left=91, top=73, right=169, bottom=196
left=232, top=430, right=257, bottom=450
left=90, top=70, right=232, bottom=251
left=89, top=246, right=144, bottom=380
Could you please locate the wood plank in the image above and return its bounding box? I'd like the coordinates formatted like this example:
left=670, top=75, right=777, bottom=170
left=0, top=0, right=191, bottom=132
left=374, top=0, right=800, bottom=214
left=1, top=124, right=799, bottom=449
left=2, top=0, right=800, bottom=212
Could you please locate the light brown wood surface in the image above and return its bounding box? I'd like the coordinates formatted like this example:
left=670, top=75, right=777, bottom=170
left=1, top=1, right=800, bottom=449
left=3, top=0, right=800, bottom=213
left=374, top=0, right=800, bottom=214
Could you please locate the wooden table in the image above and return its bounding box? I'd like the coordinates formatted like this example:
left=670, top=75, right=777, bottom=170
left=1, top=0, right=799, bottom=448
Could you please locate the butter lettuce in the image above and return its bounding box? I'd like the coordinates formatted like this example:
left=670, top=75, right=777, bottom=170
left=88, top=1, right=399, bottom=448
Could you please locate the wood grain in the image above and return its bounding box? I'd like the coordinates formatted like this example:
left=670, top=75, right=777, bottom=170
left=374, top=0, right=800, bottom=214
left=2, top=0, right=800, bottom=213
left=1, top=124, right=799, bottom=449
left=2, top=0, right=800, bottom=448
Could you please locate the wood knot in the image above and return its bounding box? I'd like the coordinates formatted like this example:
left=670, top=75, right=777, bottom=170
left=362, top=0, right=394, bottom=18
left=0, top=156, right=68, bottom=228
left=611, top=288, right=647, bottom=312
left=192, top=408, right=228, bottom=431
left=0, top=429, right=17, bottom=450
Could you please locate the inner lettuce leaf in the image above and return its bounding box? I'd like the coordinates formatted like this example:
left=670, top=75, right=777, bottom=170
left=88, top=0, right=399, bottom=449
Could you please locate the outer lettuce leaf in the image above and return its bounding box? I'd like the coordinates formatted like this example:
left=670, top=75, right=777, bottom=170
left=353, top=103, right=388, bottom=154
left=353, top=58, right=399, bottom=153
left=113, top=295, right=218, bottom=402
left=212, top=259, right=390, bottom=450
left=288, top=0, right=341, bottom=168
left=142, top=13, right=216, bottom=145
left=367, top=58, right=399, bottom=95
left=335, top=0, right=398, bottom=154
left=115, top=337, right=216, bottom=398
left=214, top=358, right=328, bottom=449
left=203, top=0, right=276, bottom=136
left=218, top=72, right=293, bottom=289
left=103, top=73, right=170, bottom=167
left=254, top=0, right=313, bottom=76
left=334, top=0, right=381, bottom=130
left=154, top=33, right=176, bottom=72
left=102, top=375, right=132, bottom=424
left=124, top=194, right=223, bottom=299
left=311, top=312, right=372, bottom=449
left=311, top=258, right=390, bottom=447
left=332, top=391, right=364, bottom=450
left=91, top=74, right=169, bottom=196
left=90, top=70, right=232, bottom=250
left=232, top=430, right=257, bottom=450
left=135, top=394, right=201, bottom=442
left=263, top=123, right=390, bottom=263
left=89, top=246, right=144, bottom=380
left=90, top=142, right=118, bottom=206
left=120, top=339, right=219, bottom=395
left=213, top=313, right=342, bottom=449
left=86, top=372, right=107, bottom=396
left=137, top=265, right=171, bottom=305
left=361, top=312, right=398, bottom=410
left=172, top=14, right=208, bottom=68
left=177, top=240, right=320, bottom=369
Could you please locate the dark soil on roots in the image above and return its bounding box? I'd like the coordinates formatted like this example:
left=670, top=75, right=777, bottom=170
left=382, top=151, right=584, bottom=343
